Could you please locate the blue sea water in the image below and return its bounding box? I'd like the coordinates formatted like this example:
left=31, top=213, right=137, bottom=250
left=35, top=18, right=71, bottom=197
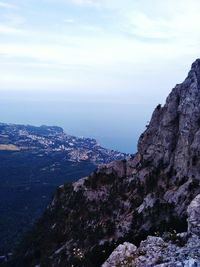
left=0, top=89, right=161, bottom=153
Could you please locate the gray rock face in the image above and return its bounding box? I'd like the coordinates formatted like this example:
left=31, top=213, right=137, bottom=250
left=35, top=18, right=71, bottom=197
left=139, top=59, right=200, bottom=178
left=102, top=194, right=200, bottom=267
left=102, top=234, right=200, bottom=267
left=102, top=242, right=137, bottom=267
left=188, top=194, right=200, bottom=236
left=137, top=59, right=200, bottom=218
left=12, top=59, right=200, bottom=267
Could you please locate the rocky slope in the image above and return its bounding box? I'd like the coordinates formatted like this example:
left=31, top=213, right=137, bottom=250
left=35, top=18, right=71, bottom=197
left=102, top=193, right=200, bottom=266
left=8, top=59, right=200, bottom=267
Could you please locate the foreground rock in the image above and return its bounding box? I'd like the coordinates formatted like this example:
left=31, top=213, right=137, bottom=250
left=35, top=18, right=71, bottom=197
left=8, top=59, right=200, bottom=266
left=102, top=194, right=200, bottom=267
left=103, top=235, right=200, bottom=267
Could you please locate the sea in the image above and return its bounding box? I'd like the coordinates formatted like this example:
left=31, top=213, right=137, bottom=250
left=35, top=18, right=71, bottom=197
left=0, top=89, right=164, bottom=153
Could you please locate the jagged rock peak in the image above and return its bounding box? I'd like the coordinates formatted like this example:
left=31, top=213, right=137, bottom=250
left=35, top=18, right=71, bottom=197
left=191, top=58, right=200, bottom=72
left=138, top=59, right=200, bottom=176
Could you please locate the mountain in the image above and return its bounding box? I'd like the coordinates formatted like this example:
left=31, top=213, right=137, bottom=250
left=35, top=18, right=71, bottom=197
left=8, top=59, right=200, bottom=267
left=0, top=123, right=127, bottom=260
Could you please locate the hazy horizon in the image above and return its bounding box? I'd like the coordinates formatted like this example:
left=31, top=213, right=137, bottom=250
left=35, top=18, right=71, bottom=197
left=1, top=0, right=200, bottom=152
left=0, top=65, right=192, bottom=154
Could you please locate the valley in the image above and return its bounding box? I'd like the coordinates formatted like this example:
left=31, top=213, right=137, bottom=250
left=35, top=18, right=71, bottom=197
left=0, top=123, right=127, bottom=259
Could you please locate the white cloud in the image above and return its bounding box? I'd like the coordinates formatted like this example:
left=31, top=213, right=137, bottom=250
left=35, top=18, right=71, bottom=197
left=0, top=39, right=150, bottom=66
left=0, top=1, right=16, bottom=9
left=124, top=11, right=200, bottom=42
left=68, top=0, right=101, bottom=8
left=64, top=18, right=76, bottom=24
left=0, top=13, right=26, bottom=36
left=3, top=13, right=26, bottom=26
left=0, top=24, right=24, bottom=34
left=125, top=12, right=171, bottom=39
left=0, top=0, right=200, bottom=92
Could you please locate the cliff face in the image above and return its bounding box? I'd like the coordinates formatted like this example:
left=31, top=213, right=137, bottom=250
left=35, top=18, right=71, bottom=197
left=10, top=59, right=200, bottom=267
left=138, top=59, right=200, bottom=216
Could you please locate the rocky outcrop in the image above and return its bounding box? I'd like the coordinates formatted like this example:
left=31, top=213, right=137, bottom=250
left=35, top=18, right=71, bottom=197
left=102, top=242, right=137, bottom=267
left=187, top=194, right=200, bottom=236
left=102, top=194, right=200, bottom=267
left=103, top=234, right=200, bottom=267
left=9, top=59, right=200, bottom=267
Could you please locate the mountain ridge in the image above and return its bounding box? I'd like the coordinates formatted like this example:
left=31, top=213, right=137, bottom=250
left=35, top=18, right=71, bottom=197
left=8, top=59, right=200, bottom=267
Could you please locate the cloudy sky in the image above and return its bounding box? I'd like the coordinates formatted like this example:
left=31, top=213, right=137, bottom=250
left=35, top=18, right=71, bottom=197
left=0, top=0, right=200, bottom=152
left=0, top=0, right=200, bottom=91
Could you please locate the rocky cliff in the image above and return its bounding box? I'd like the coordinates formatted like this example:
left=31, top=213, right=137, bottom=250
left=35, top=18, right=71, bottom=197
left=102, top=193, right=200, bottom=266
left=9, top=59, right=200, bottom=267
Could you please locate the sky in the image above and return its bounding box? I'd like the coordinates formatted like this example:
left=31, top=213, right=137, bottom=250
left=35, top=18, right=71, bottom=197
left=0, top=0, right=200, bottom=152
